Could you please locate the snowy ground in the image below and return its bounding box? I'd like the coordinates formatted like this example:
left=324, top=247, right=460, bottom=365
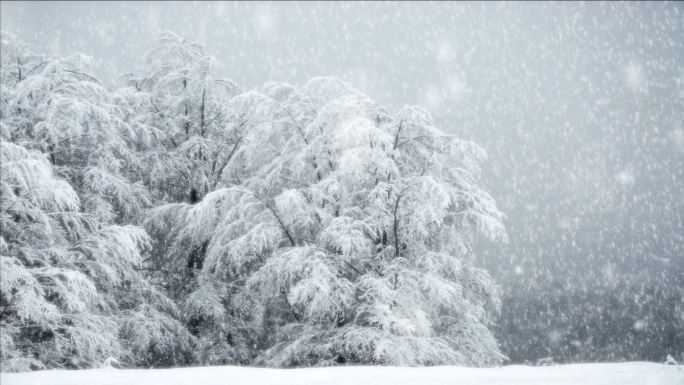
left=2, top=362, right=681, bottom=385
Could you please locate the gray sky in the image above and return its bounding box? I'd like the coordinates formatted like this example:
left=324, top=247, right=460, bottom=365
left=2, top=1, right=683, bottom=291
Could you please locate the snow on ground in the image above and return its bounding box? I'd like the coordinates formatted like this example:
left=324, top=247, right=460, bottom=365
left=2, top=362, right=682, bottom=385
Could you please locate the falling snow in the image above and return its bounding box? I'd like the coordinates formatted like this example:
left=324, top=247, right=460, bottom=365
left=0, top=1, right=682, bottom=382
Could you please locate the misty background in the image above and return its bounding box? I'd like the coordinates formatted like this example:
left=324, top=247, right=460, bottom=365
left=2, top=1, right=682, bottom=363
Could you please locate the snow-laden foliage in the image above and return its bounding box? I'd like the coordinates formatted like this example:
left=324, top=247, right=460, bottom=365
left=147, top=71, right=508, bottom=366
left=1, top=32, right=151, bottom=223
left=0, top=33, right=191, bottom=372
left=3, top=32, right=507, bottom=371
left=127, top=32, right=241, bottom=204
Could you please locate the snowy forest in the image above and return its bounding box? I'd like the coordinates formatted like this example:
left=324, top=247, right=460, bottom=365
left=0, top=2, right=683, bottom=384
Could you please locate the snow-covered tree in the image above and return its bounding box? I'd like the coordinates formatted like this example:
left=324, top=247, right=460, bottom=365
left=129, top=32, right=241, bottom=204
left=116, top=34, right=248, bottom=313
left=1, top=33, right=151, bottom=223
left=0, top=33, right=191, bottom=372
left=150, top=76, right=507, bottom=367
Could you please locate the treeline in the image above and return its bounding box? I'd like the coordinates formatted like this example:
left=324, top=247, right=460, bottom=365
left=0, top=32, right=507, bottom=371
left=497, top=276, right=684, bottom=364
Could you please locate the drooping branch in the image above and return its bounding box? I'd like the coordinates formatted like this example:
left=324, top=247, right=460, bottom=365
left=234, top=187, right=296, bottom=247
left=213, top=134, right=243, bottom=188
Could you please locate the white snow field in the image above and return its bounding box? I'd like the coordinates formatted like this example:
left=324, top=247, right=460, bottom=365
left=2, top=362, right=682, bottom=385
